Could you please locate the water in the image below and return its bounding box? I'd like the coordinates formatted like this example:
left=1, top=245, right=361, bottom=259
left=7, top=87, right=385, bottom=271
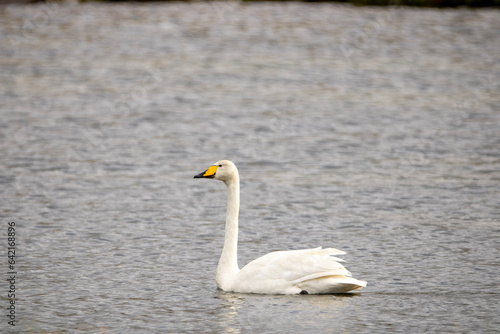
left=1, top=2, right=499, bottom=333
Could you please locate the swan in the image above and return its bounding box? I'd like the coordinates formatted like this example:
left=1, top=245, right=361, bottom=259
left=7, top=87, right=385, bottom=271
left=194, top=160, right=367, bottom=294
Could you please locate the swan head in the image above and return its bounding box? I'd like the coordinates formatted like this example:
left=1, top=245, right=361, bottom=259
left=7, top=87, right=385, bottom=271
left=194, top=160, right=238, bottom=183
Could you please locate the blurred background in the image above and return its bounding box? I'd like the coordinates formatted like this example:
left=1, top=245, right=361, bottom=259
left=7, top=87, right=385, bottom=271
left=1, top=0, right=500, bottom=8
left=0, top=1, right=499, bottom=333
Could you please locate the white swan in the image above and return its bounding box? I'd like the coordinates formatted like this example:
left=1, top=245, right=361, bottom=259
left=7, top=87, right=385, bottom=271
left=194, top=160, right=367, bottom=294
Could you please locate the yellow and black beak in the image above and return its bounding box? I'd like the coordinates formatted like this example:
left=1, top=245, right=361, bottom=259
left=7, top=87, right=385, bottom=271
left=194, top=165, right=218, bottom=179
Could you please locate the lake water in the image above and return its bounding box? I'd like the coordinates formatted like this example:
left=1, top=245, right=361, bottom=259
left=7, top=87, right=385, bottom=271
left=0, top=2, right=499, bottom=333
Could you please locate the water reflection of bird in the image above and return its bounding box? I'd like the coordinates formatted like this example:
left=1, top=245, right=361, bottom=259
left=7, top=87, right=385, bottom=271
left=195, top=160, right=367, bottom=295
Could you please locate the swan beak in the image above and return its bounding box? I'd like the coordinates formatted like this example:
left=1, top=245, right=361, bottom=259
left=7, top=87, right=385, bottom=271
left=194, top=165, right=218, bottom=179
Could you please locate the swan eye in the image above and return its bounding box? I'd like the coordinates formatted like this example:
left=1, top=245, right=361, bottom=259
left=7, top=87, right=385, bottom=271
left=218, top=164, right=222, bottom=167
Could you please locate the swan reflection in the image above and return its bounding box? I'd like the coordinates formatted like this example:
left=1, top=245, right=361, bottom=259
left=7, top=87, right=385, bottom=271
left=215, top=290, right=362, bottom=333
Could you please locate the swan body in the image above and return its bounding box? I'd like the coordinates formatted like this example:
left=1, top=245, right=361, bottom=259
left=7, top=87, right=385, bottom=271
left=194, top=160, right=367, bottom=294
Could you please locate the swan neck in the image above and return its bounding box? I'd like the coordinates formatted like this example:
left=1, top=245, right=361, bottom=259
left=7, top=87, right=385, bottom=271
left=216, top=176, right=240, bottom=287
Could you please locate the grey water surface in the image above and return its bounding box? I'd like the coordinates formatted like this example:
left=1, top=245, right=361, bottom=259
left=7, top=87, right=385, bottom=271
left=1, top=2, right=499, bottom=333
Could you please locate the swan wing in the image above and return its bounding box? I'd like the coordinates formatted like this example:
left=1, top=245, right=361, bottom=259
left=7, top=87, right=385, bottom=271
left=234, top=247, right=364, bottom=294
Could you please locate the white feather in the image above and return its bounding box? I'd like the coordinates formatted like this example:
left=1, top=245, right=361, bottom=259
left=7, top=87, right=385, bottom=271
left=195, top=160, right=367, bottom=294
